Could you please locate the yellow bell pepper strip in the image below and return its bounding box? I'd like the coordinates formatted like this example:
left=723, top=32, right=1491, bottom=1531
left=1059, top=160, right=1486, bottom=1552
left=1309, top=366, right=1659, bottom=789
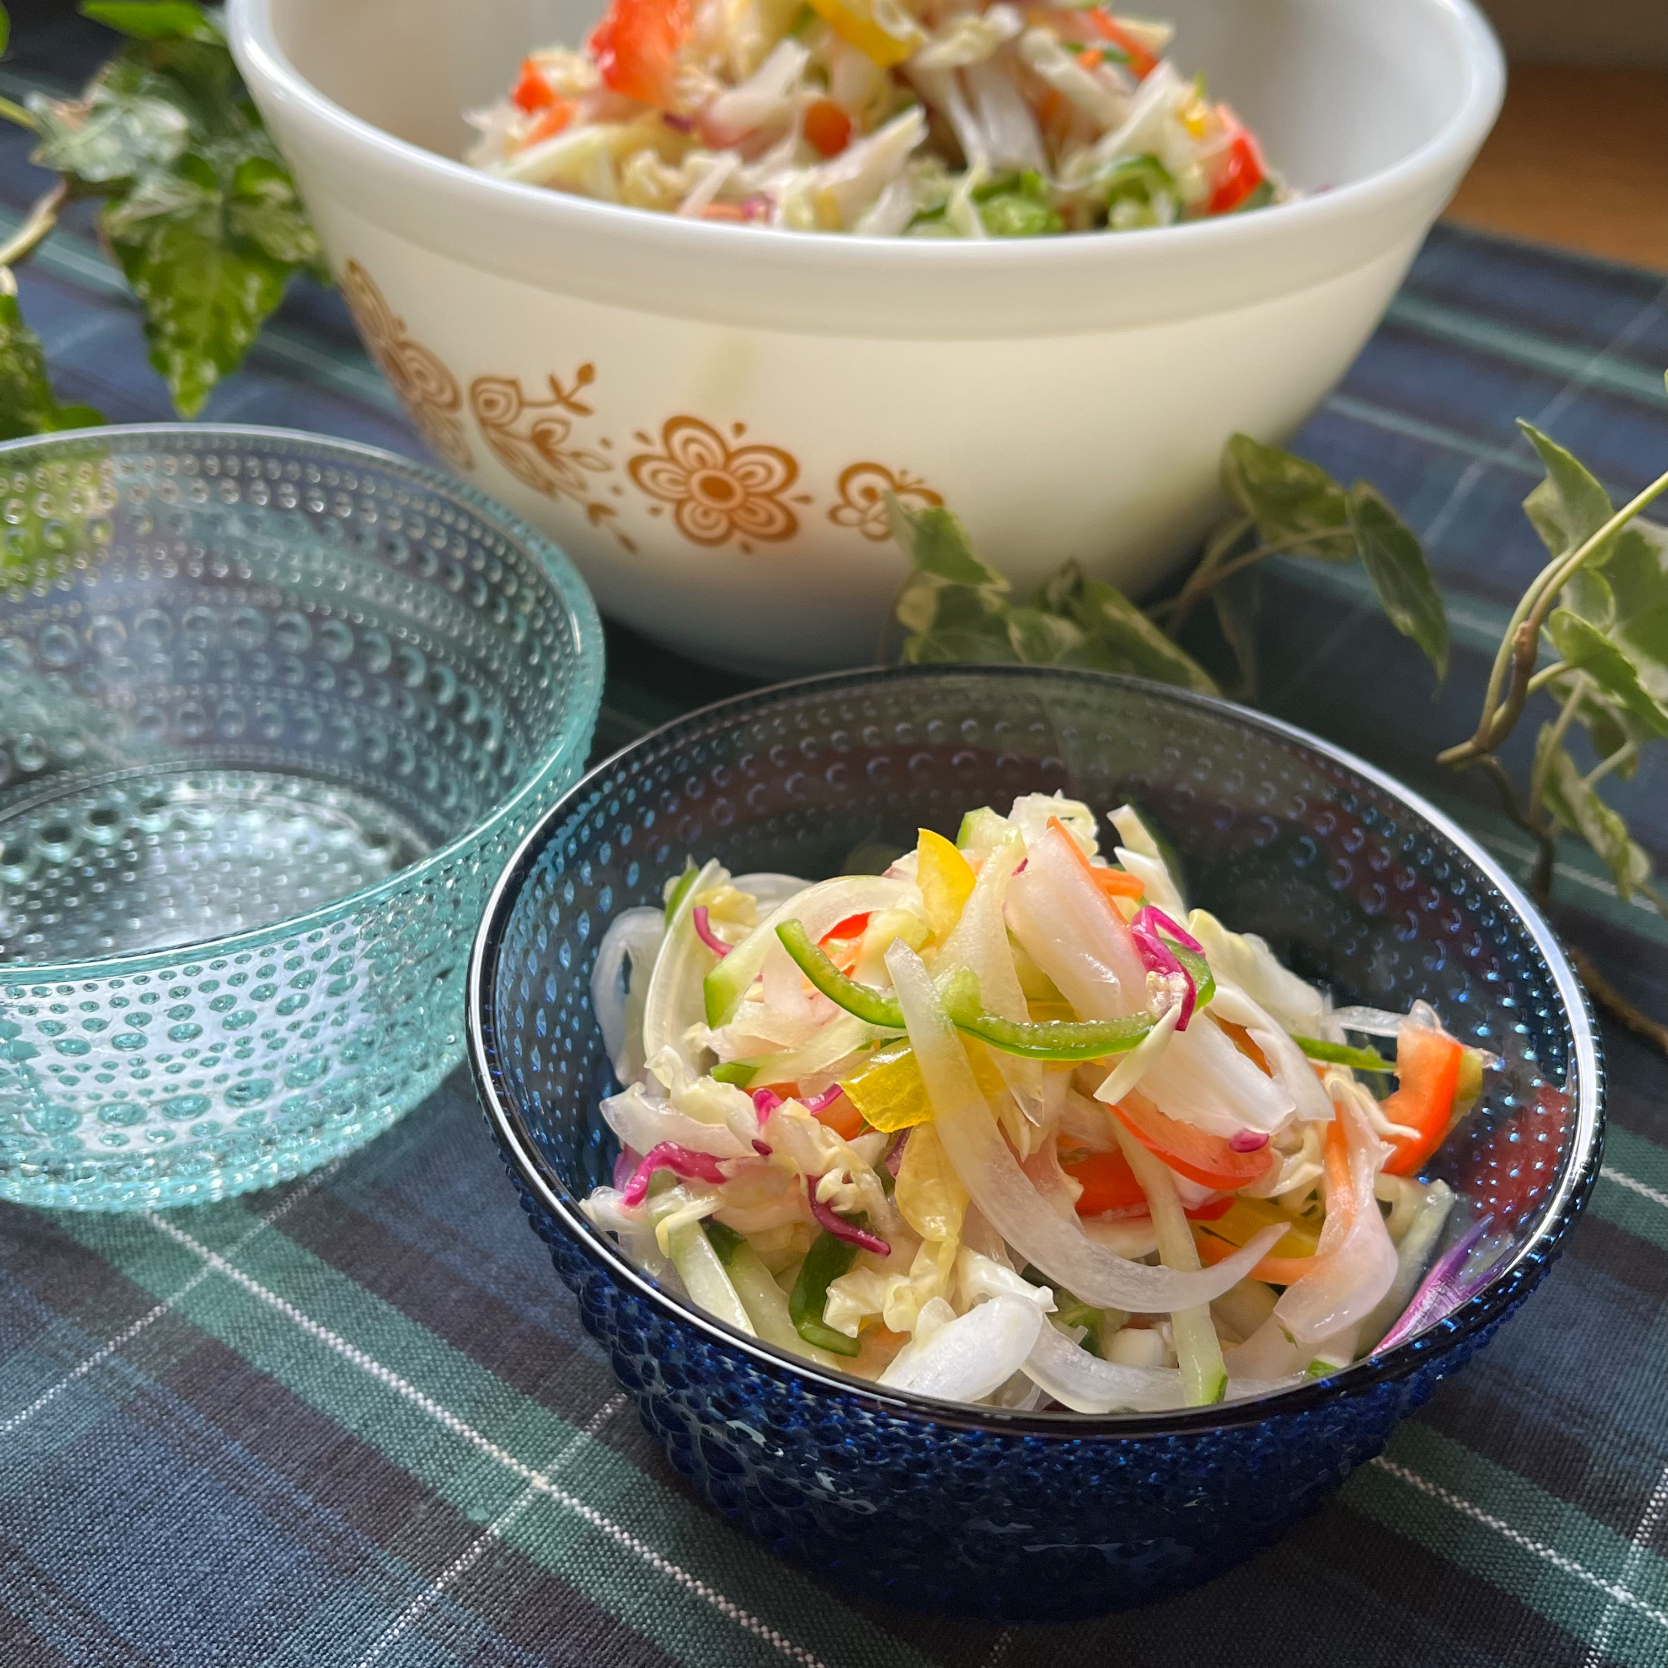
left=916, top=827, right=977, bottom=940
left=840, top=1041, right=933, bottom=1132
left=839, top=1038, right=1009, bottom=1132
left=1293, top=1036, right=1393, bottom=1074
left=806, top=0, right=923, bottom=67
left=788, top=1229, right=864, bottom=1356
left=1195, top=1195, right=1320, bottom=1261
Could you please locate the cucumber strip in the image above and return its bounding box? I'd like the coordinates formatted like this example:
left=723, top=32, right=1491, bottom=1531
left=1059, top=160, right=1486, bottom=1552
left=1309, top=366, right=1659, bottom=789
left=1110, top=1120, right=1228, bottom=1406
left=664, top=1216, right=755, bottom=1337
left=705, top=1223, right=846, bottom=1369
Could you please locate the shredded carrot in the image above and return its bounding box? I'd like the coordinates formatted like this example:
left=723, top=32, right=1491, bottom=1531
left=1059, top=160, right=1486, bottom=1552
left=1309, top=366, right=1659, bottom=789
left=521, top=98, right=573, bottom=144
left=698, top=202, right=748, bottom=222
left=1217, top=1018, right=1270, bottom=1075
left=1048, top=815, right=1143, bottom=902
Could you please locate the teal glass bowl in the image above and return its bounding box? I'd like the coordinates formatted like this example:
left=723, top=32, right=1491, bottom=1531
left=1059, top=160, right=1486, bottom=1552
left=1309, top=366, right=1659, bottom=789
left=0, top=426, right=603, bottom=1210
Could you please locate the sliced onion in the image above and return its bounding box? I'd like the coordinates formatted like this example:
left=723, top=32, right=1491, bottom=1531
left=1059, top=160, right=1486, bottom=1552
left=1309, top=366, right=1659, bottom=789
left=1022, top=1312, right=1185, bottom=1412
left=732, top=872, right=813, bottom=913
left=716, top=875, right=915, bottom=1023
left=1208, top=979, right=1334, bottom=1126
left=1274, top=1093, right=1399, bottom=1346
left=1230, top=1129, right=1270, bottom=1153
left=1005, top=826, right=1149, bottom=1020
left=798, top=1083, right=844, bottom=1115
left=643, top=858, right=726, bottom=1067
left=591, top=907, right=666, bottom=1078
left=879, top=1295, right=1043, bottom=1401
left=1135, top=1013, right=1296, bottom=1138
left=938, top=833, right=1044, bottom=1123
left=887, top=940, right=1285, bottom=1313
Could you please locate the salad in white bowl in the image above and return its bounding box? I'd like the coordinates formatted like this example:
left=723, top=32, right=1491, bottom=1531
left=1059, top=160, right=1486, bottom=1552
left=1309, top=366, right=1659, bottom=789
left=584, top=792, right=1497, bottom=1411
left=467, top=1, right=1288, bottom=235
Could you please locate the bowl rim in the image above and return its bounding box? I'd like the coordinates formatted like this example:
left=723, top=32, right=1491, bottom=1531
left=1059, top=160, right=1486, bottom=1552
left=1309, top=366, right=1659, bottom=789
left=0, top=422, right=606, bottom=982
left=227, top=0, right=1504, bottom=277
left=467, top=662, right=1604, bottom=1437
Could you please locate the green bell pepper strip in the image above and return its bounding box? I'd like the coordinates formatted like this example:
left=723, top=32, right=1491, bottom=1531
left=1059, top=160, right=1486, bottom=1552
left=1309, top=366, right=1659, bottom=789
left=787, top=1228, right=862, bottom=1357
left=776, top=919, right=907, bottom=1028
left=775, top=919, right=1218, bottom=1062
left=1293, top=1036, right=1393, bottom=1074
left=709, top=1061, right=757, bottom=1087
left=663, top=861, right=700, bottom=927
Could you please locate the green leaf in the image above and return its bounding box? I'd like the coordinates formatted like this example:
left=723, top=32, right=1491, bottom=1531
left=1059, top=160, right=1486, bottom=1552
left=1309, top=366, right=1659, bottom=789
left=104, top=180, right=288, bottom=416
left=226, top=152, right=326, bottom=275
left=1545, top=610, right=1668, bottom=738
left=1518, top=420, right=1614, bottom=561
left=1535, top=725, right=1653, bottom=899
left=1346, top=481, right=1450, bottom=679
left=0, top=5, right=9, bottom=57
left=1005, top=606, right=1084, bottom=662
left=28, top=69, right=191, bottom=183
left=0, top=288, right=107, bottom=440
left=79, top=1, right=222, bottom=42
left=1220, top=434, right=1353, bottom=560
left=888, top=499, right=1008, bottom=588
left=1066, top=577, right=1219, bottom=693
left=1574, top=694, right=1644, bottom=780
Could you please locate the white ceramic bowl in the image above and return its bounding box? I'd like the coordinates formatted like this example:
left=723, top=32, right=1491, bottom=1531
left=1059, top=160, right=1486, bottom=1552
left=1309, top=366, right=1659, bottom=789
left=229, top=0, right=1503, bottom=674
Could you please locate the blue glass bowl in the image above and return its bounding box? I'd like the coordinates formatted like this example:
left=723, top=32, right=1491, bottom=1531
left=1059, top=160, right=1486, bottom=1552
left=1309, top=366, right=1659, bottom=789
left=467, top=666, right=1602, bottom=1619
left=0, top=426, right=603, bottom=1209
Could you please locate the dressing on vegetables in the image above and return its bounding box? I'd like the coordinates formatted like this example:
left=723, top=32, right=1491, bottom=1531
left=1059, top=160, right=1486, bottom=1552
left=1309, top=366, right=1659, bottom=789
left=583, top=793, right=1501, bottom=1412
left=467, top=3, right=1289, bottom=236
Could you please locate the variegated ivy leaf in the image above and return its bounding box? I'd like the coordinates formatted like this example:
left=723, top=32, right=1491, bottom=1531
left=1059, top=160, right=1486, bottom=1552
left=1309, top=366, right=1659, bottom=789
left=1347, top=482, right=1450, bottom=680
left=1220, top=433, right=1354, bottom=560
left=0, top=288, right=106, bottom=441
left=1535, top=724, right=1654, bottom=900
left=28, top=64, right=190, bottom=183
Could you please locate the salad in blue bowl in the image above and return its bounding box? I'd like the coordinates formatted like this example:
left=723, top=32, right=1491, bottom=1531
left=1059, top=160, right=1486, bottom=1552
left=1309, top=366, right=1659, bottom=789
left=466, top=666, right=1601, bottom=1618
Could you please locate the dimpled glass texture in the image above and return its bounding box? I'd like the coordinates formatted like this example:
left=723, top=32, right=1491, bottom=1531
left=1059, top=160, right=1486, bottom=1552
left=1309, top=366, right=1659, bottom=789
left=0, top=427, right=603, bottom=1210
left=470, top=666, right=1603, bottom=1620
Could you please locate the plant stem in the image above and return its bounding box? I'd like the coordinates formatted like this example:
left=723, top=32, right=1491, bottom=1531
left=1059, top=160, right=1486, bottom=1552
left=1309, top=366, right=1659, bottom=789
left=1570, top=946, right=1668, bottom=1060
left=1583, top=743, right=1637, bottom=791
left=1527, top=674, right=1587, bottom=830
left=1524, top=659, right=1570, bottom=696
left=1470, top=752, right=1559, bottom=906
left=1156, top=526, right=1336, bottom=636
left=0, top=180, right=66, bottom=271
left=1441, top=464, right=1668, bottom=768
left=0, top=95, right=36, bottom=132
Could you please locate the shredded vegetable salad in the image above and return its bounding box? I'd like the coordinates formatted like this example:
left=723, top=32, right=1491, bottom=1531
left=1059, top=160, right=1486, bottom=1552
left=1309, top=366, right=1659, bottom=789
left=467, top=4, right=1288, bottom=235
left=584, top=795, right=1500, bottom=1411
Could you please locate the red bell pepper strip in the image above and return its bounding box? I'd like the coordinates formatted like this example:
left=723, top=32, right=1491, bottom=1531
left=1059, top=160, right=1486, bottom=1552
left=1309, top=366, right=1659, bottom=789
left=1206, top=105, right=1266, bottom=215
left=512, top=59, right=558, bottom=112
left=589, top=0, right=693, bottom=109
left=1380, top=1026, right=1465, bottom=1176
left=1107, top=1091, right=1276, bottom=1190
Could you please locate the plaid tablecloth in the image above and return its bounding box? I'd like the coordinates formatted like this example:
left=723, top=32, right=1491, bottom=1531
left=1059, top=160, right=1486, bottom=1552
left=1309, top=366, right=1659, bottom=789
left=3, top=12, right=1668, bottom=1666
